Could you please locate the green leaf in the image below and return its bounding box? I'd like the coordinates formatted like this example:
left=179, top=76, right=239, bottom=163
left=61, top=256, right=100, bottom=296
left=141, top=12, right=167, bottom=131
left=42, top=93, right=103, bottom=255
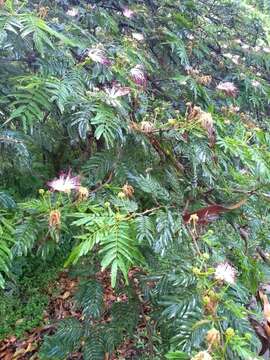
left=165, top=351, right=190, bottom=359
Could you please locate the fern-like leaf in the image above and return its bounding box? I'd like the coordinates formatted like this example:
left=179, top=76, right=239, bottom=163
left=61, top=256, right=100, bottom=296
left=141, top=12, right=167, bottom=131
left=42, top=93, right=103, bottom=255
left=0, top=191, right=16, bottom=209
left=40, top=318, right=83, bottom=359
left=75, top=279, right=103, bottom=319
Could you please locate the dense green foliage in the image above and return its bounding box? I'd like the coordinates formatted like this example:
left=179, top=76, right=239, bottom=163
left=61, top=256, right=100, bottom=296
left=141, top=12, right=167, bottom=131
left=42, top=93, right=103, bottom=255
left=1, top=0, right=270, bottom=358
left=0, top=255, right=63, bottom=340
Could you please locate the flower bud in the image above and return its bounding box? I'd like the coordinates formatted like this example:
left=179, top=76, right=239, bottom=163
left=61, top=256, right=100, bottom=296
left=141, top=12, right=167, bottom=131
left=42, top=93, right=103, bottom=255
left=76, top=186, right=89, bottom=202
left=202, top=295, right=210, bottom=304
left=203, top=292, right=219, bottom=315
left=117, top=191, right=126, bottom=199
left=197, top=75, right=212, bottom=86
left=115, top=213, right=123, bottom=221
left=201, top=253, right=210, bottom=260
left=206, top=328, right=221, bottom=348
left=191, top=351, right=212, bottom=360
left=167, top=118, right=177, bottom=125
left=140, top=121, right=154, bottom=133
left=122, top=183, right=134, bottom=198
left=192, top=267, right=201, bottom=275
left=49, top=210, right=61, bottom=229
left=225, top=327, right=235, bottom=339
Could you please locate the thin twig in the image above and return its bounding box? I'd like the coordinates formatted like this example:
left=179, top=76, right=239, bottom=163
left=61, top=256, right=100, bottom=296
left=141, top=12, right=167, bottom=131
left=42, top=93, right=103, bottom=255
left=135, top=205, right=165, bottom=216
left=186, top=225, right=202, bottom=256
left=125, top=205, right=176, bottom=220
left=217, top=184, right=270, bottom=195
left=90, top=171, right=114, bottom=194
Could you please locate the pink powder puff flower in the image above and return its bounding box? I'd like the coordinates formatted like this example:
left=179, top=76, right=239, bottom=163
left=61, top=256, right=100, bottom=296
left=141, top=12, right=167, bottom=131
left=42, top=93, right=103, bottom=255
left=66, top=8, right=79, bottom=17
left=251, top=79, right=260, bottom=88
left=87, top=48, right=112, bottom=66
left=104, top=84, right=130, bottom=107
left=214, top=262, right=237, bottom=284
left=132, top=33, right=144, bottom=41
left=186, top=33, right=194, bottom=40
left=223, top=53, right=240, bottom=65
left=216, top=81, right=238, bottom=97
left=130, top=64, right=147, bottom=87
left=47, top=171, right=80, bottom=193
left=123, top=7, right=134, bottom=18
left=105, top=84, right=131, bottom=98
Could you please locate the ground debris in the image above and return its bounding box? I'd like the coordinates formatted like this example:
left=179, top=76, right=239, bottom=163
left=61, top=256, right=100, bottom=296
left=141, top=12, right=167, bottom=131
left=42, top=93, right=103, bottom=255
left=0, top=269, right=150, bottom=359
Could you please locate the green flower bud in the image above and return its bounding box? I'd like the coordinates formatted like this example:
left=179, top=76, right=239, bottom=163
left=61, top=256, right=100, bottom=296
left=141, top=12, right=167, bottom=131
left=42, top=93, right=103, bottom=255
left=225, top=328, right=235, bottom=339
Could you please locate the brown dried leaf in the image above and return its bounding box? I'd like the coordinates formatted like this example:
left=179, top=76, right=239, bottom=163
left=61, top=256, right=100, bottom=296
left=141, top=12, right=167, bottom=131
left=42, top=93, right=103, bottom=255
left=259, top=290, right=270, bottom=322
left=183, top=198, right=247, bottom=224
left=248, top=316, right=270, bottom=356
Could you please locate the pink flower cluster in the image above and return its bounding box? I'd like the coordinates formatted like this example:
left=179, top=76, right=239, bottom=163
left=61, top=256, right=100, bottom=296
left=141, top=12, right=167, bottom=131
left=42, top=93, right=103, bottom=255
left=123, top=7, right=134, bottom=18
left=105, top=84, right=131, bottom=98
left=130, top=64, right=147, bottom=88
left=216, top=81, right=238, bottom=97
left=87, top=48, right=112, bottom=66
left=47, top=171, right=80, bottom=193
left=214, top=262, right=237, bottom=284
